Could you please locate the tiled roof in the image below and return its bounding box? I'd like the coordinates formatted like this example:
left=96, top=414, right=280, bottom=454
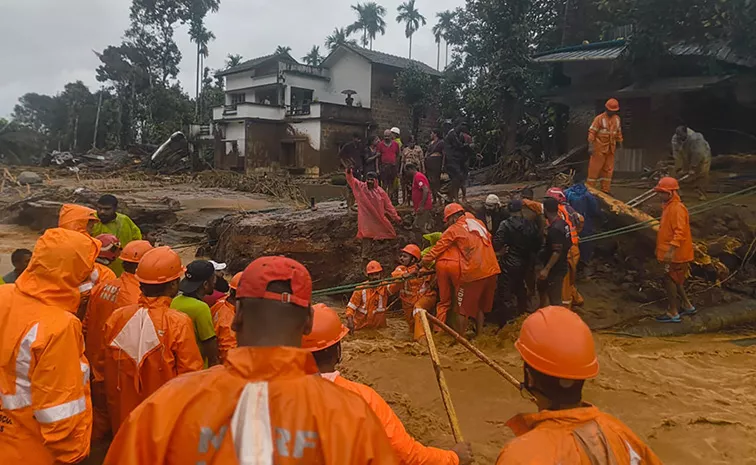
left=217, top=52, right=297, bottom=77
left=342, top=44, right=442, bottom=76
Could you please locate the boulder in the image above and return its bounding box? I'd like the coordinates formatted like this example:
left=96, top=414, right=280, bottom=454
left=18, top=171, right=43, bottom=185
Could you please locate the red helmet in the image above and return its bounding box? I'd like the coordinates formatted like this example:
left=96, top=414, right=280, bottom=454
left=654, top=176, right=680, bottom=193
left=96, top=234, right=121, bottom=262
left=546, top=187, right=567, bottom=204
left=366, top=260, right=383, bottom=274
left=443, top=203, right=464, bottom=222
left=605, top=98, right=620, bottom=112
left=515, top=306, right=599, bottom=380
left=301, top=303, right=349, bottom=352
left=401, top=244, right=422, bottom=261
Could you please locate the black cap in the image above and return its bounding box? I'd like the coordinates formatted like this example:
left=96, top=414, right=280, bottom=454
left=366, top=172, right=378, bottom=179
left=509, top=199, right=523, bottom=212
left=179, top=260, right=215, bottom=294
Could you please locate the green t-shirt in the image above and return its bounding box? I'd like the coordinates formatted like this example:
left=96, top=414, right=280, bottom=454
left=171, top=294, right=216, bottom=366
left=91, top=212, right=143, bottom=277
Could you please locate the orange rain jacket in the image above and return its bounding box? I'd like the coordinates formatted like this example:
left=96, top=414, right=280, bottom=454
left=323, top=371, right=458, bottom=465
left=390, top=264, right=437, bottom=340
left=497, top=405, right=662, bottom=464
left=99, top=295, right=203, bottom=434
left=422, top=213, right=500, bottom=284
left=0, top=228, right=99, bottom=464
left=103, top=347, right=398, bottom=464
left=588, top=112, right=623, bottom=157
left=209, top=297, right=237, bottom=364
left=347, top=281, right=391, bottom=330
left=656, top=191, right=694, bottom=263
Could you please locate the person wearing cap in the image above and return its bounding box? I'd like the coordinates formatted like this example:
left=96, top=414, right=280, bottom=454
left=496, top=306, right=662, bottom=464
left=304, top=304, right=473, bottom=465
left=346, top=167, right=402, bottom=259
left=538, top=197, right=572, bottom=307
left=476, top=194, right=509, bottom=234
left=423, top=203, right=500, bottom=337
left=171, top=260, right=220, bottom=367
left=654, top=177, right=695, bottom=323
left=103, top=256, right=398, bottom=465
left=209, top=271, right=242, bottom=363
left=389, top=244, right=437, bottom=340
left=84, top=239, right=153, bottom=441
left=587, top=98, right=623, bottom=193
left=391, top=126, right=403, bottom=148
left=203, top=260, right=228, bottom=307
left=346, top=260, right=392, bottom=332
left=99, top=247, right=203, bottom=435
left=493, top=200, right=542, bottom=321
left=91, top=194, right=143, bottom=277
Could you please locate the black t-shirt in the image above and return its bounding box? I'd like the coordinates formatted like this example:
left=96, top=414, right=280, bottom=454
left=542, top=218, right=571, bottom=275
left=339, top=141, right=365, bottom=171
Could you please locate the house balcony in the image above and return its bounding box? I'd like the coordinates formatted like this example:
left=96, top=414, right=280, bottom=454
left=213, top=102, right=287, bottom=121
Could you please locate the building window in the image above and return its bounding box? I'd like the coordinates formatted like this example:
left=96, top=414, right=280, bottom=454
left=230, top=93, right=246, bottom=104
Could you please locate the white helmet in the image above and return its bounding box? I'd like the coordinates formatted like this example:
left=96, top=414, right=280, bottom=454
left=390, top=127, right=401, bottom=136
left=485, top=194, right=501, bottom=207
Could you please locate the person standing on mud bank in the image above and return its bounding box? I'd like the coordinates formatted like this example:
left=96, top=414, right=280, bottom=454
left=425, top=129, right=445, bottom=204
left=672, top=125, right=712, bottom=201
left=340, top=133, right=367, bottom=211
left=170, top=260, right=220, bottom=366
left=92, top=194, right=143, bottom=277
left=538, top=197, right=571, bottom=307
left=587, top=98, right=623, bottom=193
left=104, top=256, right=398, bottom=465
left=444, top=123, right=474, bottom=202
left=346, top=260, right=391, bottom=332
left=654, top=177, right=696, bottom=323
left=346, top=169, right=402, bottom=260
left=401, top=136, right=425, bottom=207
left=404, top=163, right=433, bottom=244
left=496, top=306, right=663, bottom=464
left=377, top=129, right=402, bottom=202
left=566, top=176, right=602, bottom=266
left=304, top=304, right=473, bottom=465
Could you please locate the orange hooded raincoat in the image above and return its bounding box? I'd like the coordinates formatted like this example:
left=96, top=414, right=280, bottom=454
left=209, top=296, right=237, bottom=363
left=323, top=371, right=458, bottom=465
left=346, top=282, right=391, bottom=330
left=0, top=228, right=99, bottom=464
left=104, top=347, right=398, bottom=464
left=99, top=295, right=203, bottom=434
left=84, top=270, right=142, bottom=439
left=656, top=191, right=694, bottom=264
left=497, top=405, right=662, bottom=464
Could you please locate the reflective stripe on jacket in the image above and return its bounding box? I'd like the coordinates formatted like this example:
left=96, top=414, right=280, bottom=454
left=210, top=297, right=237, bottom=364
left=103, top=347, right=398, bottom=464
left=588, top=113, right=623, bottom=155
left=0, top=228, right=100, bottom=464
left=346, top=284, right=390, bottom=330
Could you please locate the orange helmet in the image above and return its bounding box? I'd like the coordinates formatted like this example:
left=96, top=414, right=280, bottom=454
left=96, top=234, right=121, bottom=261
left=443, top=203, right=464, bottom=222
left=136, top=246, right=184, bottom=284
left=301, top=303, right=349, bottom=352
left=515, top=306, right=599, bottom=380
left=366, top=260, right=383, bottom=274
left=654, top=176, right=680, bottom=193
left=605, top=98, right=620, bottom=112
left=229, top=271, right=243, bottom=290
left=120, top=240, right=154, bottom=263
left=401, top=244, right=422, bottom=261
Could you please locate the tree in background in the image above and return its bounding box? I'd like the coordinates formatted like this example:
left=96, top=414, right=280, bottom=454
left=394, top=65, right=432, bottom=138
left=396, top=0, right=426, bottom=59
left=275, top=45, right=293, bottom=56
left=346, top=2, right=387, bottom=50
left=225, top=54, right=244, bottom=68
left=302, top=46, right=324, bottom=66
left=325, top=27, right=358, bottom=52
left=433, top=10, right=455, bottom=69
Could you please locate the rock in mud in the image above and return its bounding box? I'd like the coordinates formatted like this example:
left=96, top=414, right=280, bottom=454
left=17, top=171, right=42, bottom=185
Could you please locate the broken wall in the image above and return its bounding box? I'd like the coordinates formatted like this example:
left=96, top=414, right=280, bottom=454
left=370, top=65, right=440, bottom=139
left=245, top=120, right=287, bottom=174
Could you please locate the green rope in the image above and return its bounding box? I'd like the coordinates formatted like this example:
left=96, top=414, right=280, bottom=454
left=312, top=271, right=435, bottom=297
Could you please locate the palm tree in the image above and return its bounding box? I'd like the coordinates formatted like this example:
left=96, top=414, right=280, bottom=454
left=434, top=10, right=455, bottom=68
left=346, top=2, right=387, bottom=50
left=325, top=27, right=358, bottom=52
left=302, top=46, right=324, bottom=66
left=275, top=45, right=292, bottom=56
left=396, top=0, right=426, bottom=59
left=225, top=54, right=244, bottom=68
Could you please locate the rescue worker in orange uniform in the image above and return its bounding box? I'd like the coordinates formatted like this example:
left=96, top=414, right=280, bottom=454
left=85, top=239, right=153, bottom=441
left=422, top=203, right=500, bottom=336
left=587, top=98, right=623, bottom=193
left=390, top=244, right=438, bottom=341
left=654, top=177, right=696, bottom=323
left=209, top=271, right=242, bottom=363
left=99, top=246, right=203, bottom=434
left=497, top=306, right=662, bottom=464
left=103, top=256, right=397, bottom=465
left=0, top=228, right=99, bottom=464
left=346, top=260, right=391, bottom=332
left=304, top=303, right=473, bottom=465
left=546, top=187, right=585, bottom=308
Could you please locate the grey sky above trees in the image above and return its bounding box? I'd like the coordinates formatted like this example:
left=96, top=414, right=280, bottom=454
left=0, top=0, right=464, bottom=116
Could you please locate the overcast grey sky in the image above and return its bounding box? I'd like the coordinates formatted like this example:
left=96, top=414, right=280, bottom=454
left=0, top=0, right=464, bottom=117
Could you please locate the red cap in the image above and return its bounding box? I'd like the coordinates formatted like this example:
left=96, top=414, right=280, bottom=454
left=237, top=256, right=312, bottom=308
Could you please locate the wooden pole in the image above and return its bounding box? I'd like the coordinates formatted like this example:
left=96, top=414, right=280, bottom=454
left=419, top=310, right=464, bottom=442
left=425, top=312, right=537, bottom=404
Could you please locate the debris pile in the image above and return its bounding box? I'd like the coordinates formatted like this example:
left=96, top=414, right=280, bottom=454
left=190, top=171, right=310, bottom=205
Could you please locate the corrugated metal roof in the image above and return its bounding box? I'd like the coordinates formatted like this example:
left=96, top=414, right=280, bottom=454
left=669, top=43, right=756, bottom=68
left=533, top=45, right=626, bottom=63
left=616, top=75, right=732, bottom=96
left=342, top=44, right=442, bottom=76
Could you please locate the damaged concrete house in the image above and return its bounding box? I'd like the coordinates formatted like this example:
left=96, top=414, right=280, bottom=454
left=212, top=44, right=441, bottom=175
left=534, top=38, right=756, bottom=172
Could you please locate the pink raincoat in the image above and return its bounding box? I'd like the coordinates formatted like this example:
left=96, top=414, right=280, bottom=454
left=347, top=170, right=401, bottom=240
